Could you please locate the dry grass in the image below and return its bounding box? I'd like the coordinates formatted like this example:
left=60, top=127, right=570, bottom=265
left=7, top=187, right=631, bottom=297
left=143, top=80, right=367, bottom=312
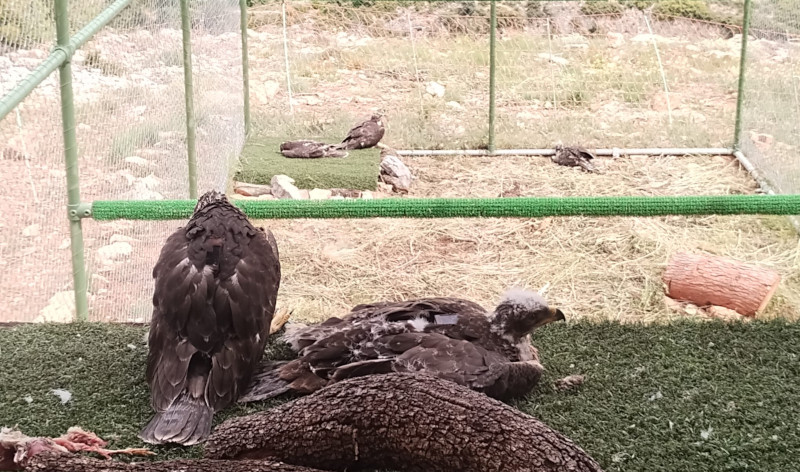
left=262, top=153, right=800, bottom=325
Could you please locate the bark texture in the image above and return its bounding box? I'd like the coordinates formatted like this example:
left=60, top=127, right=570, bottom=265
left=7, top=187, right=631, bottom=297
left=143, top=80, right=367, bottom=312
left=205, top=373, right=604, bottom=472
left=22, top=452, right=325, bottom=472
left=663, top=252, right=781, bottom=316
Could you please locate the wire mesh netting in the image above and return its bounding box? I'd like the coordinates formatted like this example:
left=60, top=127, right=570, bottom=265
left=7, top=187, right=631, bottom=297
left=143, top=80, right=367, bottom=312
left=0, top=0, right=245, bottom=322
left=739, top=0, right=800, bottom=195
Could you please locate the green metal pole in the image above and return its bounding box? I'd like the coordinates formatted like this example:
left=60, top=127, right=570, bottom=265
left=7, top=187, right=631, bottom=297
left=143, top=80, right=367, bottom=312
left=488, top=0, right=497, bottom=154
left=239, top=0, right=251, bottom=136
left=732, top=0, right=752, bottom=150
left=55, top=0, right=89, bottom=322
left=180, top=0, right=198, bottom=199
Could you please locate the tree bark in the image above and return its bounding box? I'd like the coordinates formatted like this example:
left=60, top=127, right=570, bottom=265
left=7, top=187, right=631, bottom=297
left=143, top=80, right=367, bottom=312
left=20, top=452, right=326, bottom=472
left=662, top=252, right=781, bottom=317
left=205, top=372, right=605, bottom=472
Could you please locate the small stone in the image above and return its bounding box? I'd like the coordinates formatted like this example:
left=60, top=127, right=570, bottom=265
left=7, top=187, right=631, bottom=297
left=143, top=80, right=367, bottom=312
left=309, top=188, right=333, bottom=200
left=446, top=101, right=464, bottom=111
left=298, top=189, right=310, bottom=200
left=554, top=374, right=585, bottom=391
left=22, top=224, right=40, bottom=238
left=50, top=389, right=72, bottom=404
left=258, top=194, right=276, bottom=200
left=124, top=156, right=150, bottom=167
left=263, top=80, right=280, bottom=98
left=361, top=190, right=374, bottom=200
left=537, top=53, right=569, bottom=66
left=377, top=182, right=394, bottom=193
left=98, top=241, right=133, bottom=264
left=110, top=234, right=139, bottom=244
left=234, top=181, right=272, bottom=197
left=36, top=291, right=77, bottom=323
left=271, top=174, right=304, bottom=199
left=58, top=238, right=71, bottom=250
left=425, top=81, right=446, bottom=98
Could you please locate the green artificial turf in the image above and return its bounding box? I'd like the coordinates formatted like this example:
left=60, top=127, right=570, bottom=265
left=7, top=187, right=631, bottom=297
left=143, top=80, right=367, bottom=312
left=1, top=320, right=798, bottom=471
left=235, top=136, right=381, bottom=191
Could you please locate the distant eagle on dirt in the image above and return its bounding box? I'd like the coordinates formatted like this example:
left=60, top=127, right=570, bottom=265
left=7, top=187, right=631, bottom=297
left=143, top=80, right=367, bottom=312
left=280, top=140, right=348, bottom=159
left=335, top=112, right=385, bottom=150
left=551, top=144, right=600, bottom=173
left=140, top=190, right=281, bottom=446
left=239, top=289, right=564, bottom=403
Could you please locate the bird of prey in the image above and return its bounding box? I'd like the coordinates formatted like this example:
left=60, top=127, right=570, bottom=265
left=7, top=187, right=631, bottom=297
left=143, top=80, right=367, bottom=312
left=280, top=140, right=348, bottom=159
left=378, top=145, right=413, bottom=193
left=239, top=289, right=564, bottom=403
left=551, top=144, right=600, bottom=173
left=139, top=190, right=281, bottom=446
left=335, top=112, right=386, bottom=150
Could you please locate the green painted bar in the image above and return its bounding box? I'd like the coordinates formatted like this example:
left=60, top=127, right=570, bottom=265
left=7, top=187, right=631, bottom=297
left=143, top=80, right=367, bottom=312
left=0, top=0, right=132, bottom=122
left=239, top=0, right=252, bottom=136
left=180, top=0, right=198, bottom=199
left=732, top=0, right=752, bottom=149
left=90, top=194, right=800, bottom=221
left=488, top=0, right=497, bottom=154
left=55, top=0, right=90, bottom=322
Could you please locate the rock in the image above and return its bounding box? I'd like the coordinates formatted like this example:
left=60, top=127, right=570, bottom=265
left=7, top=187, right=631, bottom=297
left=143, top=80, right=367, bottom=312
left=446, top=101, right=464, bottom=111
left=137, top=174, right=160, bottom=190
left=124, top=156, right=150, bottom=167
left=263, top=80, right=280, bottom=98
left=234, top=181, right=273, bottom=197
left=97, top=241, right=133, bottom=264
left=536, top=53, right=568, bottom=66
left=36, top=291, right=77, bottom=323
left=708, top=305, right=746, bottom=321
left=361, top=190, right=374, bottom=200
left=380, top=152, right=413, bottom=193
left=331, top=188, right=363, bottom=198
left=650, top=92, right=681, bottom=112
left=258, top=194, right=276, bottom=200
left=293, top=94, right=321, bottom=106
left=271, top=174, right=304, bottom=199
left=298, top=189, right=310, bottom=200
left=749, top=131, right=774, bottom=148
left=110, top=234, right=139, bottom=244
left=607, top=32, right=624, bottom=48
left=22, top=224, right=40, bottom=238
left=554, top=374, right=585, bottom=392
left=377, top=182, right=394, bottom=193
left=309, top=188, right=333, bottom=200
left=425, top=81, right=446, bottom=98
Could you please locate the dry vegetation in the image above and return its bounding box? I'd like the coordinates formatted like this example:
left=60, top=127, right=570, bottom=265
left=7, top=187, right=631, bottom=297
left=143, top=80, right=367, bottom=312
left=1, top=1, right=799, bottom=323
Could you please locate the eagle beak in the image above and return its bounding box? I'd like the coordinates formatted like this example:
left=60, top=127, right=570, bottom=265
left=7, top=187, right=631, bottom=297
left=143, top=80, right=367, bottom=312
left=549, top=307, right=566, bottom=322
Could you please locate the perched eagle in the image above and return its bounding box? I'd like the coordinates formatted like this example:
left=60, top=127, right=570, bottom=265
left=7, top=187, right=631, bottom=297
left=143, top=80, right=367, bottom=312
left=551, top=144, right=600, bottom=173
left=335, top=112, right=385, bottom=150
left=139, top=190, right=281, bottom=446
left=239, top=289, right=564, bottom=403
left=379, top=145, right=413, bottom=193
left=280, top=140, right=348, bottom=159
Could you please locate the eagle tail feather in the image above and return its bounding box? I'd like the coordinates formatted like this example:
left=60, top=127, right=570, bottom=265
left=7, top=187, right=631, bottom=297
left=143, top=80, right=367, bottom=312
left=237, top=361, right=293, bottom=403
left=138, top=393, right=213, bottom=446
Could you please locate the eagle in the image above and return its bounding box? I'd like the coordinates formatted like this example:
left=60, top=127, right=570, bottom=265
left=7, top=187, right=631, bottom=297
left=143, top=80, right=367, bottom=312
left=334, top=112, right=385, bottom=150
left=239, top=289, right=564, bottom=403
left=551, top=144, right=600, bottom=173
left=280, top=140, right=348, bottom=159
left=139, top=190, right=281, bottom=446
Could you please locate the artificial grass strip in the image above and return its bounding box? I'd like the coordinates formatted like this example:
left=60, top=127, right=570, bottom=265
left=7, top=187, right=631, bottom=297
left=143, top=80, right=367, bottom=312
left=235, top=136, right=381, bottom=191
left=1, top=320, right=798, bottom=470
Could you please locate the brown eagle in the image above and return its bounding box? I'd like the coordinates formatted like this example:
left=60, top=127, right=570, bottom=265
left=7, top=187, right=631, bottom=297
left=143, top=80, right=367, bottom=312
left=239, top=289, right=564, bottom=403
left=280, top=140, right=348, bottom=159
left=335, top=112, right=385, bottom=150
left=551, top=144, right=600, bottom=173
left=139, top=190, right=281, bottom=446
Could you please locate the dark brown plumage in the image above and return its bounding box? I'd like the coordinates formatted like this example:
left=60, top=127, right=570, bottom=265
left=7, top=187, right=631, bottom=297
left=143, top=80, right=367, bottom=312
left=139, top=190, right=281, bottom=446
left=279, top=140, right=348, bottom=159
left=240, top=289, right=564, bottom=403
left=334, top=113, right=385, bottom=150
left=551, top=144, right=600, bottom=173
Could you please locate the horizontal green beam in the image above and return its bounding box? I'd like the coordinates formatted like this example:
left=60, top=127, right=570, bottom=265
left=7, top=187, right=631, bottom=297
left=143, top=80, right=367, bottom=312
left=0, top=0, right=131, bottom=122
left=90, top=195, right=800, bottom=221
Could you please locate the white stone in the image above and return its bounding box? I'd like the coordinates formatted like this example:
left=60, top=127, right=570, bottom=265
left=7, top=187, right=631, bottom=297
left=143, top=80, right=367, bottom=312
left=446, top=101, right=464, bottom=111
left=36, top=291, right=77, bottom=323
left=425, top=81, right=446, bottom=98
left=124, top=156, right=150, bottom=167
left=309, top=188, right=333, bottom=200
left=98, top=241, right=133, bottom=264
left=271, top=174, right=304, bottom=199
left=537, top=53, right=569, bottom=66
left=22, top=224, right=40, bottom=238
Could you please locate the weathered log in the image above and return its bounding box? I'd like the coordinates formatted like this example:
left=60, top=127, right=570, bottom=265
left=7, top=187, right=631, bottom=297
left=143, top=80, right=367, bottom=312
left=663, top=252, right=781, bottom=317
left=21, top=453, right=326, bottom=472
left=205, top=373, right=604, bottom=472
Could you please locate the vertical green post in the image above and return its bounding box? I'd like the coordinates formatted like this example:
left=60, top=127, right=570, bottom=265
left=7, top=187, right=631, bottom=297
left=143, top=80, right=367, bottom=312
left=733, top=0, right=752, bottom=150
left=55, top=0, right=89, bottom=322
left=488, top=0, right=497, bottom=154
left=239, top=0, right=251, bottom=136
left=180, top=0, right=198, bottom=198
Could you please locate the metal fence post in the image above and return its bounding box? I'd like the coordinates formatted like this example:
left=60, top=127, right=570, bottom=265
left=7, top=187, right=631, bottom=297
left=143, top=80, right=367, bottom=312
left=733, top=0, right=753, bottom=150
left=239, top=0, right=251, bottom=136
left=54, top=0, right=89, bottom=322
left=488, top=0, right=497, bottom=153
left=180, top=0, right=198, bottom=198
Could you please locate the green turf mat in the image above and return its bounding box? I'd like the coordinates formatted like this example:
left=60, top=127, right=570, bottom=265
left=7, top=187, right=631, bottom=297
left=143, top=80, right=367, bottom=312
left=235, top=136, right=381, bottom=191
left=1, top=320, right=798, bottom=470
